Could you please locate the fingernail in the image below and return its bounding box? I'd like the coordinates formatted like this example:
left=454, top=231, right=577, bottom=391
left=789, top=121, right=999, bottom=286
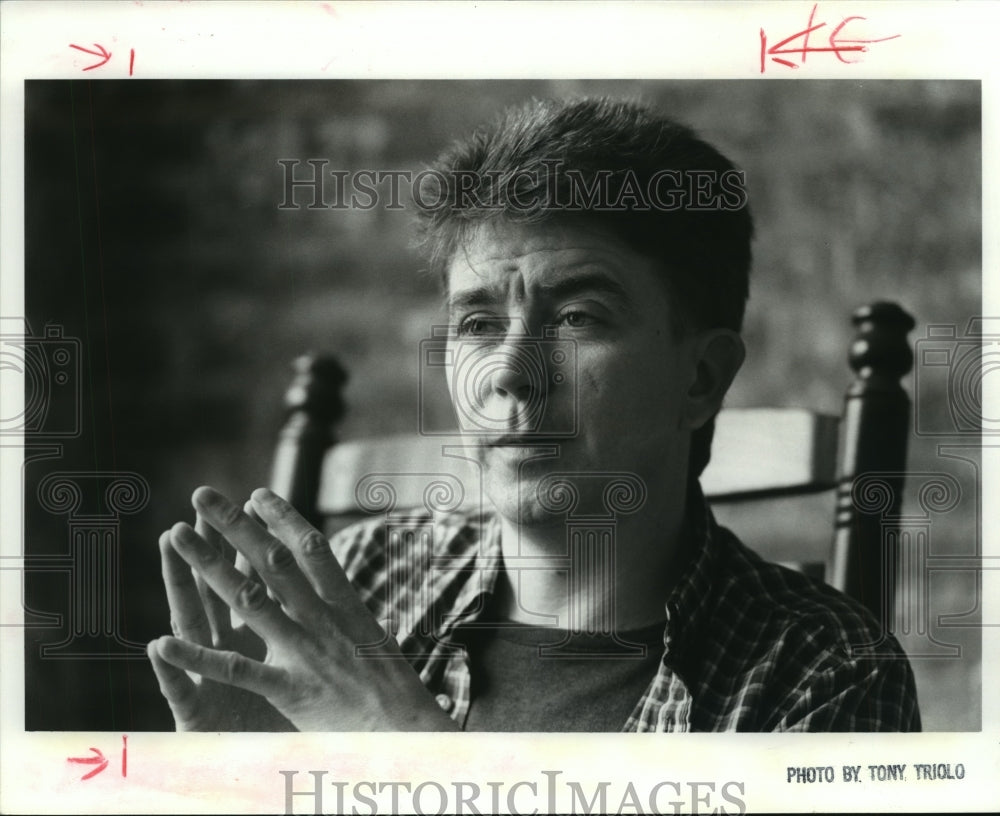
left=250, top=487, right=276, bottom=506
left=243, top=499, right=265, bottom=526
left=170, top=521, right=197, bottom=544
left=156, top=635, right=180, bottom=662
left=191, top=485, right=226, bottom=511
left=170, top=522, right=219, bottom=564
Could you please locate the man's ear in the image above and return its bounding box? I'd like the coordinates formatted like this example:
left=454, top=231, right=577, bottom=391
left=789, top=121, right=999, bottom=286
left=684, top=329, right=745, bottom=429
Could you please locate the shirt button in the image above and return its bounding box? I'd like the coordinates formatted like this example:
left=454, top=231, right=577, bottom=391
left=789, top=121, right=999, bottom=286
left=435, top=693, right=453, bottom=712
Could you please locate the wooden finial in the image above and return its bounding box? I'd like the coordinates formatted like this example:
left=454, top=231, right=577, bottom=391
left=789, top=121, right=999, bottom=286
left=848, top=301, right=916, bottom=391
left=283, top=353, right=348, bottom=425
left=270, top=353, right=348, bottom=526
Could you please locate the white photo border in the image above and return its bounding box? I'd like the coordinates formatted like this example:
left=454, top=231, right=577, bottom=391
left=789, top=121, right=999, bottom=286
left=1, top=1, right=997, bottom=813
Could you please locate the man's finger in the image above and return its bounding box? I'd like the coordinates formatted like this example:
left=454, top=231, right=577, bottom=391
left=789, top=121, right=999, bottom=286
left=191, top=487, right=329, bottom=625
left=155, top=634, right=285, bottom=700
left=249, top=488, right=381, bottom=643
left=159, top=530, right=212, bottom=647
left=240, top=498, right=283, bottom=605
left=168, top=519, right=302, bottom=646
left=147, top=638, right=200, bottom=726
left=236, top=499, right=266, bottom=579
left=244, top=499, right=265, bottom=528
left=249, top=488, right=357, bottom=610
left=195, top=513, right=234, bottom=642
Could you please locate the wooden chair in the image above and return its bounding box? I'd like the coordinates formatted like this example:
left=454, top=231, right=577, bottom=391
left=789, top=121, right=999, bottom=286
left=270, top=302, right=916, bottom=622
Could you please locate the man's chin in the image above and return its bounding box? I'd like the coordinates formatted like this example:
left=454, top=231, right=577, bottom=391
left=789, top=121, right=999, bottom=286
left=480, top=470, right=578, bottom=529
left=487, top=494, right=567, bottom=529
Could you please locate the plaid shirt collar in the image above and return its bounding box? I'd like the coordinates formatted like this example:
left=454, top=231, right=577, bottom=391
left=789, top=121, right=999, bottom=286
left=661, top=481, right=720, bottom=661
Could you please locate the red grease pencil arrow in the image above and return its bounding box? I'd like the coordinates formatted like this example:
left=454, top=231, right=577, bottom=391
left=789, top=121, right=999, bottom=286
left=67, top=747, right=108, bottom=780
left=69, top=43, right=112, bottom=71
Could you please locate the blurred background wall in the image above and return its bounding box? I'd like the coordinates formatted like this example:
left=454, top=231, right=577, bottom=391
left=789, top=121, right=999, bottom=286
left=22, top=79, right=981, bottom=731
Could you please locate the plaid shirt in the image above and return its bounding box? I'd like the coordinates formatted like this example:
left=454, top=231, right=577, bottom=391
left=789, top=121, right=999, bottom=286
left=330, top=486, right=921, bottom=732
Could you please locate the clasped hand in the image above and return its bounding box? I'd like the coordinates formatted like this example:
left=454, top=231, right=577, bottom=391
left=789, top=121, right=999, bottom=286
left=147, top=486, right=457, bottom=732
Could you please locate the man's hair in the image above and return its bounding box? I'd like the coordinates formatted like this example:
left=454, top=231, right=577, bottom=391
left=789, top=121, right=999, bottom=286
left=416, top=96, right=753, bottom=477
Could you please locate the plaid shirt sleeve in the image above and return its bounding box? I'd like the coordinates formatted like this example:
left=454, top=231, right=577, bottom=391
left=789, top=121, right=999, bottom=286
left=773, top=648, right=921, bottom=731
left=672, top=515, right=922, bottom=733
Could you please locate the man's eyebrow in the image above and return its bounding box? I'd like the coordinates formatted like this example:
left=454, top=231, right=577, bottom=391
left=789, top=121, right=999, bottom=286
left=536, top=271, right=633, bottom=307
left=445, top=285, right=504, bottom=314
left=445, top=270, right=635, bottom=314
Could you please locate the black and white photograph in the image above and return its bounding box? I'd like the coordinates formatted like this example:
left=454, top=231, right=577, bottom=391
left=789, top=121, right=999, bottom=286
left=1, top=2, right=996, bottom=814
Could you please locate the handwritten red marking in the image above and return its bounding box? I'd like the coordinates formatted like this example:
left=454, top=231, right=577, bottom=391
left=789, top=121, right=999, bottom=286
left=759, top=4, right=900, bottom=73
left=122, top=735, right=127, bottom=777
left=129, top=48, right=135, bottom=76
left=68, top=43, right=113, bottom=71
left=828, top=15, right=899, bottom=64
left=67, top=747, right=108, bottom=781
left=796, top=3, right=819, bottom=64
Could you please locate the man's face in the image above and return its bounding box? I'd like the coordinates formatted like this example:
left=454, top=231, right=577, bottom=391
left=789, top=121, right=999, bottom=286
left=444, top=220, right=701, bottom=527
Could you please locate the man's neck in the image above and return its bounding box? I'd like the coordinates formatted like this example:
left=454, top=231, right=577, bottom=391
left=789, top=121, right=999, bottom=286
left=491, top=488, right=690, bottom=632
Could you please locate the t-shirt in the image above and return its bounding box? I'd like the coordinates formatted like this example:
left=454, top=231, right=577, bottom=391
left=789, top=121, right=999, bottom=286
left=457, top=615, right=666, bottom=731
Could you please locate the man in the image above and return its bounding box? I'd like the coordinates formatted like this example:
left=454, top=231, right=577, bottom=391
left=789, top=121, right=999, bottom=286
left=148, top=97, right=921, bottom=731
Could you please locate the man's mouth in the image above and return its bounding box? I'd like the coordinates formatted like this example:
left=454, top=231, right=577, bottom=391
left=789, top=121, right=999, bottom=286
left=485, top=433, right=565, bottom=447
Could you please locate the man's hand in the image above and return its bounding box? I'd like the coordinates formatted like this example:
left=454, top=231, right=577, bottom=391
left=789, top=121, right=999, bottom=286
left=150, top=508, right=294, bottom=732
left=148, top=486, right=459, bottom=732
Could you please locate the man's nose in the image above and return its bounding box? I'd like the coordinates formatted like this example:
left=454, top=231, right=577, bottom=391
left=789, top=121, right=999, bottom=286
left=479, top=324, right=544, bottom=406
left=489, top=348, right=535, bottom=402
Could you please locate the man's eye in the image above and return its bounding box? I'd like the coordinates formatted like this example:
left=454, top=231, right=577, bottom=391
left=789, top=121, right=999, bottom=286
left=557, top=310, right=597, bottom=328
left=457, top=315, right=508, bottom=337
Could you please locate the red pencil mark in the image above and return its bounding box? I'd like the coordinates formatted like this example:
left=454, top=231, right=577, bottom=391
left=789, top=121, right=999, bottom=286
left=67, top=747, right=108, bottom=781
left=66, top=736, right=128, bottom=780
left=320, top=2, right=338, bottom=17
left=68, top=43, right=113, bottom=71
left=129, top=48, right=135, bottom=76
left=759, top=4, right=900, bottom=73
